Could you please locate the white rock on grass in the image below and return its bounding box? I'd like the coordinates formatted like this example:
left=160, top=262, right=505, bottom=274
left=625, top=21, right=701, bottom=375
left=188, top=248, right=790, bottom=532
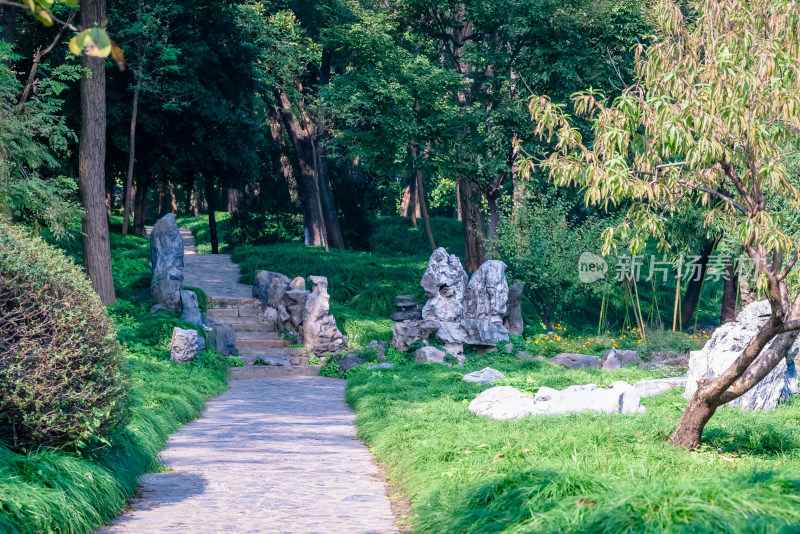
left=170, top=327, right=205, bottom=363
left=685, top=300, right=800, bottom=410
left=366, top=363, right=394, bottom=370
left=415, top=346, right=446, bottom=364
left=633, top=377, right=687, bottom=398
left=462, top=367, right=506, bottom=384
left=469, top=382, right=646, bottom=420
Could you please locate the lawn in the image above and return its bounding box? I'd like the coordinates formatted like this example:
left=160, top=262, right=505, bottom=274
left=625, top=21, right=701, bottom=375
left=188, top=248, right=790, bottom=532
left=0, top=229, right=228, bottom=534
left=346, top=358, right=800, bottom=533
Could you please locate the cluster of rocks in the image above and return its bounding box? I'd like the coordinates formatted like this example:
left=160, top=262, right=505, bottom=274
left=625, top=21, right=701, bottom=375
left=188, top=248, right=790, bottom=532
left=685, top=300, right=799, bottom=410
left=391, top=248, right=523, bottom=365
left=253, top=271, right=346, bottom=354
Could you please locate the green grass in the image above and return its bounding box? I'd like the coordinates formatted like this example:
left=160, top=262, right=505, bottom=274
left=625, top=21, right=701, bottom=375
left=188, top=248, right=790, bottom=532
left=346, top=358, right=800, bottom=533
left=0, top=230, right=228, bottom=534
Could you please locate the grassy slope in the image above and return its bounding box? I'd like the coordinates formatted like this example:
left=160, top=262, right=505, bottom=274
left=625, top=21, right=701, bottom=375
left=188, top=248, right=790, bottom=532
left=0, top=230, right=228, bottom=534
left=346, top=356, right=800, bottom=533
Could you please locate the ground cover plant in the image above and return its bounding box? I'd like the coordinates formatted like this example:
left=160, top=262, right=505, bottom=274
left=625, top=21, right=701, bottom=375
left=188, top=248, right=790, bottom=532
left=346, top=357, right=800, bottom=533
left=0, top=227, right=228, bottom=534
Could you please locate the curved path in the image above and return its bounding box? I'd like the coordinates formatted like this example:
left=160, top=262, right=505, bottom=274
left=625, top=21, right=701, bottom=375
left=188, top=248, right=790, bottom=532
left=100, top=377, right=398, bottom=533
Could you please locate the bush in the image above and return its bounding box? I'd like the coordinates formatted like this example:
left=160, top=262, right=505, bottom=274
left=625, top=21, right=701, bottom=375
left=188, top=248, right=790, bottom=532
left=0, top=220, right=128, bottom=451
left=224, top=210, right=303, bottom=247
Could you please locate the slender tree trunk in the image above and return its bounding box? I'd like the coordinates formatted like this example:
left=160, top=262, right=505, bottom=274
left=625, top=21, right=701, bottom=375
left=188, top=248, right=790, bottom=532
left=458, top=179, right=486, bottom=272
left=79, top=0, right=115, bottom=305
left=318, top=162, right=344, bottom=248
left=157, top=180, right=167, bottom=217
left=122, top=84, right=140, bottom=235
left=192, top=181, right=202, bottom=216
left=267, top=105, right=300, bottom=205
left=275, top=87, right=326, bottom=247
left=680, top=238, right=717, bottom=328
left=402, top=182, right=419, bottom=227
left=740, top=275, right=757, bottom=307
left=486, top=189, right=500, bottom=243
left=133, top=177, right=149, bottom=236
left=721, top=260, right=739, bottom=324
left=456, top=185, right=462, bottom=221
left=169, top=181, right=178, bottom=214
left=204, top=174, right=218, bottom=254
left=409, top=140, right=435, bottom=251
left=2, top=6, right=15, bottom=45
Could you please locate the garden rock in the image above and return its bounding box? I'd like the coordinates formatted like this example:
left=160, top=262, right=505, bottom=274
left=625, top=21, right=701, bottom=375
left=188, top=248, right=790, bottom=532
left=469, top=382, right=646, bottom=420
left=601, top=349, right=640, bottom=367
left=253, top=271, right=290, bottom=303
left=415, top=346, right=447, bottom=364
left=532, top=382, right=646, bottom=415
left=180, top=290, right=202, bottom=326
left=149, top=214, right=184, bottom=312
left=602, top=353, right=621, bottom=371
left=395, top=295, right=418, bottom=309
left=685, top=300, right=800, bottom=410
left=550, top=353, right=601, bottom=369
left=464, top=260, right=508, bottom=321
left=205, top=320, right=236, bottom=356
left=461, top=318, right=509, bottom=346
left=504, top=343, right=514, bottom=354
left=262, top=306, right=279, bottom=324
left=289, top=276, right=306, bottom=290
left=283, top=290, right=310, bottom=331
left=367, top=363, right=394, bottom=370
left=468, top=386, right=539, bottom=420
left=169, top=327, right=205, bottom=363
left=421, top=247, right=468, bottom=322
left=303, top=276, right=346, bottom=354
left=391, top=319, right=440, bottom=351
left=503, top=283, right=525, bottom=336
left=367, top=340, right=388, bottom=360
left=337, top=356, right=366, bottom=374
left=462, top=367, right=506, bottom=384
left=633, top=377, right=687, bottom=398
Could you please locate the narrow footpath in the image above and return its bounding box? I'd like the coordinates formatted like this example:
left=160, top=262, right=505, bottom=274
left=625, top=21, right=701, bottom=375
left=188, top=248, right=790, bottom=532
left=106, top=228, right=399, bottom=533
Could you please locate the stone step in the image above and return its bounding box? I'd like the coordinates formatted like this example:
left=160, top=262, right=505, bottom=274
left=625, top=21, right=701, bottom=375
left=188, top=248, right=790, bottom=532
left=236, top=338, right=289, bottom=350
left=234, top=322, right=276, bottom=333
left=206, top=307, right=261, bottom=318
left=234, top=355, right=292, bottom=366
left=236, top=331, right=283, bottom=341
left=209, top=297, right=257, bottom=307
left=237, top=347, right=307, bottom=357
left=221, top=315, right=266, bottom=324
left=229, top=365, right=322, bottom=380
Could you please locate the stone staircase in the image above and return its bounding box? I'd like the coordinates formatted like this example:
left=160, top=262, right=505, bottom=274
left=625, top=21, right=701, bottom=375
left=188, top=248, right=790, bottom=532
left=207, top=297, right=321, bottom=379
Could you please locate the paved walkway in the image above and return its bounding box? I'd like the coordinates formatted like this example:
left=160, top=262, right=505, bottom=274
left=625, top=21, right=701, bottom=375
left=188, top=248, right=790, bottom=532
left=99, top=377, right=398, bottom=533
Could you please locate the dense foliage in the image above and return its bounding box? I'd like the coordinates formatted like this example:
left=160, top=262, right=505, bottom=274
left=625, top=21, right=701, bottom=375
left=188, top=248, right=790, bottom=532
left=0, top=219, right=127, bottom=451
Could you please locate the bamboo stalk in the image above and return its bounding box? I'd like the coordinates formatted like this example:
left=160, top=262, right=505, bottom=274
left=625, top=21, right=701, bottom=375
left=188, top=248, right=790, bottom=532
left=672, top=260, right=682, bottom=332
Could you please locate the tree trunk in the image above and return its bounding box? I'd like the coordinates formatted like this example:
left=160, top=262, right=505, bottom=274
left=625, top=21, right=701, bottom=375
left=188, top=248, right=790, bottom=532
left=2, top=6, right=15, bottom=45
left=122, top=84, right=140, bottom=235
left=169, top=181, right=178, bottom=214
left=133, top=177, right=149, bottom=236
left=486, top=188, right=500, bottom=243
left=267, top=105, right=300, bottom=205
left=192, top=180, right=202, bottom=216
left=79, top=0, right=115, bottom=305
left=402, top=182, right=419, bottom=227
left=315, top=144, right=345, bottom=249
left=204, top=174, right=218, bottom=254
left=720, top=260, right=739, bottom=324
left=456, top=184, right=462, bottom=221
left=157, top=180, right=166, bottom=216
left=409, top=140, right=435, bottom=251
left=275, top=87, right=326, bottom=247
left=680, top=238, right=717, bottom=329
left=458, top=179, right=486, bottom=272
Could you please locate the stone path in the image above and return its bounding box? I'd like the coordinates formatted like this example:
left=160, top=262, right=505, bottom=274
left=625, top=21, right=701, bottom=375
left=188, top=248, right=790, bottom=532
left=99, top=377, right=398, bottom=533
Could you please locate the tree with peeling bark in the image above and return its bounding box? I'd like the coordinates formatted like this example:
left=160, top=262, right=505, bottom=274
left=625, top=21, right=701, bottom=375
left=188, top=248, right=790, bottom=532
left=526, top=0, right=800, bottom=448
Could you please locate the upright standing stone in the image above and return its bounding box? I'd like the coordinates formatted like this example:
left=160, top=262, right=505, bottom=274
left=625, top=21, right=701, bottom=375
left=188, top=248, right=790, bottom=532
left=421, top=248, right=468, bottom=322
left=253, top=271, right=290, bottom=304
left=464, top=260, right=509, bottom=321
left=503, top=283, right=525, bottom=336
left=303, top=276, right=346, bottom=353
left=169, top=327, right=205, bottom=363
left=149, top=213, right=184, bottom=311
left=180, top=290, right=202, bottom=326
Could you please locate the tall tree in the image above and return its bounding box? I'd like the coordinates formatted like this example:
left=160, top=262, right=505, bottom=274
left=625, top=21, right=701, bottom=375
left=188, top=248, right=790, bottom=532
left=79, top=0, right=115, bottom=304
left=528, top=0, right=800, bottom=448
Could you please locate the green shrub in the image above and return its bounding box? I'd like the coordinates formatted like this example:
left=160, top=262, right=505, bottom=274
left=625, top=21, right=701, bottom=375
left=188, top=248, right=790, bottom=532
left=0, top=220, right=128, bottom=451
left=228, top=357, right=245, bottom=367
left=224, top=210, right=303, bottom=246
